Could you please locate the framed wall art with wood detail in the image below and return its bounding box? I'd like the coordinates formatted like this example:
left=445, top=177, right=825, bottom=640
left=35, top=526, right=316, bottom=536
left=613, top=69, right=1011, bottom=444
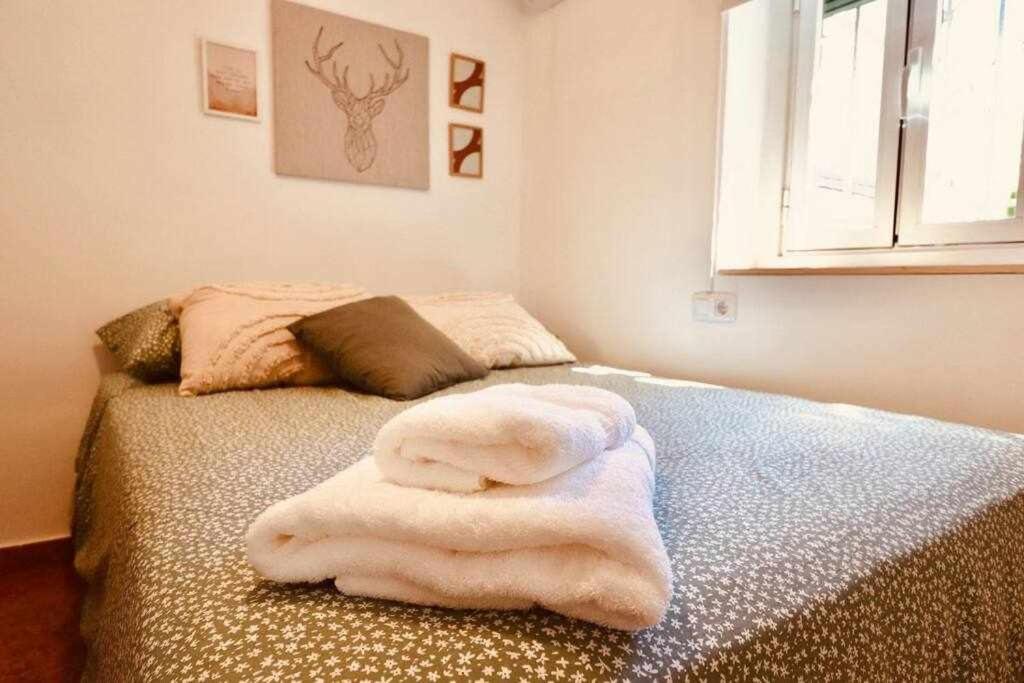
left=449, top=53, right=485, bottom=113
left=271, top=0, right=429, bottom=190
left=449, top=124, right=483, bottom=179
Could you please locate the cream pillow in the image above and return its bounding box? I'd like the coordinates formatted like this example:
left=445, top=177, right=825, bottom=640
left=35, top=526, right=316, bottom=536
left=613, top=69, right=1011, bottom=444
left=170, top=282, right=369, bottom=396
left=407, top=292, right=576, bottom=369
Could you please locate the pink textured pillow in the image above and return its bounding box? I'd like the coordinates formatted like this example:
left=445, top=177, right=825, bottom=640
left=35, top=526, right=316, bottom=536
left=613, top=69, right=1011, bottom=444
left=406, top=292, right=576, bottom=369
left=170, top=282, right=370, bottom=396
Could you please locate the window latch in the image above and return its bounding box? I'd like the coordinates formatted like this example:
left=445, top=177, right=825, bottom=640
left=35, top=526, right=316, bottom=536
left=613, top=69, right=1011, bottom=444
left=900, top=47, right=927, bottom=125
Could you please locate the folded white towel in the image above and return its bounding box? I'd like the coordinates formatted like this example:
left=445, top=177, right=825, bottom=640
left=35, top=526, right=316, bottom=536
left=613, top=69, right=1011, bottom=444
left=246, top=426, right=671, bottom=631
left=373, top=383, right=637, bottom=493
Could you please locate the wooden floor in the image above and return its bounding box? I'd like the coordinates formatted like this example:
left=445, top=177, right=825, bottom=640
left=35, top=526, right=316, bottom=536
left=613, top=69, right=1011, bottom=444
left=0, top=539, right=85, bottom=682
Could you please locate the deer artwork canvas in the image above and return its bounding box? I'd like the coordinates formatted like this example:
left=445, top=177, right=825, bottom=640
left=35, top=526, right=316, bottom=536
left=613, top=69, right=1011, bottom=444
left=272, top=0, right=429, bottom=189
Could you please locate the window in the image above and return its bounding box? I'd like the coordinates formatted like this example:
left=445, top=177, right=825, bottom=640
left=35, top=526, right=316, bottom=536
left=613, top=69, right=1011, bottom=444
left=897, top=0, right=1024, bottom=245
left=791, top=0, right=1024, bottom=250
left=717, top=0, right=1024, bottom=265
left=786, top=0, right=907, bottom=250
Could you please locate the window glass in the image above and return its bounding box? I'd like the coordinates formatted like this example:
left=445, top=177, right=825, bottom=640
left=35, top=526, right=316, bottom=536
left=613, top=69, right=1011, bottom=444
left=921, top=0, right=1024, bottom=224
left=803, top=0, right=890, bottom=232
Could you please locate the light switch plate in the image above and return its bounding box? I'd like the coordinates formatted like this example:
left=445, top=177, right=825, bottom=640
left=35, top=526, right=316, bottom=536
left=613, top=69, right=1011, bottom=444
left=692, top=291, right=737, bottom=323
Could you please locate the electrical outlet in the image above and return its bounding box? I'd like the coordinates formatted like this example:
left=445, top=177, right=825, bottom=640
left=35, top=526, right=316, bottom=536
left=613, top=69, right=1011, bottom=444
left=692, top=291, right=737, bottom=323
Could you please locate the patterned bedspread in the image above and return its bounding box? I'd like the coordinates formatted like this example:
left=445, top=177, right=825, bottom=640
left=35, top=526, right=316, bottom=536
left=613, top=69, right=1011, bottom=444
left=73, top=366, right=1024, bottom=681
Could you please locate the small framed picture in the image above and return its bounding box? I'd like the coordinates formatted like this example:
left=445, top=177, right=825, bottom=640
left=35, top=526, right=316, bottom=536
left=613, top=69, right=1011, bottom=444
left=449, top=53, right=485, bottom=113
left=201, top=39, right=260, bottom=121
left=449, top=123, right=483, bottom=178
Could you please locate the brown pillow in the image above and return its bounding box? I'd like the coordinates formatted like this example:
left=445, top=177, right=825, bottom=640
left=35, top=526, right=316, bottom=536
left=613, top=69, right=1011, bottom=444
left=288, top=296, right=489, bottom=400
left=96, top=300, right=181, bottom=382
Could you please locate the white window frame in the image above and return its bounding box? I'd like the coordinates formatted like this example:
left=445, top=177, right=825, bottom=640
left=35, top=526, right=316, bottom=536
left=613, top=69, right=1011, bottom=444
left=895, top=0, right=1024, bottom=246
left=785, top=0, right=909, bottom=251
left=784, top=0, right=1024, bottom=252
left=714, top=0, right=1024, bottom=273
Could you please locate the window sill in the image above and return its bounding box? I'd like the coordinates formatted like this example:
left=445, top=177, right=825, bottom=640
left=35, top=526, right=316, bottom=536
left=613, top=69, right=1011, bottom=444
left=718, top=265, right=1024, bottom=276
left=716, top=240, right=1024, bottom=275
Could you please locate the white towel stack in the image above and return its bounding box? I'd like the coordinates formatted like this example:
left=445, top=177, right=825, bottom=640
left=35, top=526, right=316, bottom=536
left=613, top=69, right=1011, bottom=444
left=374, top=383, right=639, bottom=492
left=247, top=383, right=672, bottom=631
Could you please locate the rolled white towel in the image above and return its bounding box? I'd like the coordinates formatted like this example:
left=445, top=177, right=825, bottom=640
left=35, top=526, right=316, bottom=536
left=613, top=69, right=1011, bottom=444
left=246, top=427, right=671, bottom=631
left=373, top=383, right=637, bottom=493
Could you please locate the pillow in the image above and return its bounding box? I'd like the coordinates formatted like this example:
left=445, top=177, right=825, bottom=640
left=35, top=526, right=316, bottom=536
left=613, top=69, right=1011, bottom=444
left=169, top=282, right=370, bottom=396
left=405, top=292, right=576, bottom=369
left=288, top=296, right=488, bottom=400
left=96, top=300, right=181, bottom=382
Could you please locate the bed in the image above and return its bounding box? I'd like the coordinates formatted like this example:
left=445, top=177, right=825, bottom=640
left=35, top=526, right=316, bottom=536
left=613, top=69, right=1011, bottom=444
left=74, top=365, right=1024, bottom=681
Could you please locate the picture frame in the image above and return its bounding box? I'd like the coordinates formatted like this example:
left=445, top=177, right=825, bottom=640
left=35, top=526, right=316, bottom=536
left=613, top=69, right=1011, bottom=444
left=271, top=0, right=430, bottom=189
left=201, top=39, right=260, bottom=121
left=449, top=123, right=483, bottom=179
left=449, top=53, right=485, bottom=113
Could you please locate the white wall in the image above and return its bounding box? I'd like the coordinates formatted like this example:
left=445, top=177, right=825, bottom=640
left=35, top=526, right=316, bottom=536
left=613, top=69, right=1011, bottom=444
left=521, top=0, right=1024, bottom=433
left=0, top=0, right=527, bottom=546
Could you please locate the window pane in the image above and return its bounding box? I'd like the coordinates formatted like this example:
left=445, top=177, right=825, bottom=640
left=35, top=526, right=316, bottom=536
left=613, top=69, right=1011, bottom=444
left=921, top=0, right=1024, bottom=224
left=804, top=0, right=889, bottom=232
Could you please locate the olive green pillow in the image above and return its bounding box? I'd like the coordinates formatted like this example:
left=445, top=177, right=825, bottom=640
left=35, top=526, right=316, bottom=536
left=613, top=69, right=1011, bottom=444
left=288, top=296, right=488, bottom=400
left=96, top=300, right=181, bottom=382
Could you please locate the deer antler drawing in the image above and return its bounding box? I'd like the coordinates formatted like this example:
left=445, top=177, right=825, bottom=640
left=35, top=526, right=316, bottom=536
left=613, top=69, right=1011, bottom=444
left=305, top=26, right=410, bottom=173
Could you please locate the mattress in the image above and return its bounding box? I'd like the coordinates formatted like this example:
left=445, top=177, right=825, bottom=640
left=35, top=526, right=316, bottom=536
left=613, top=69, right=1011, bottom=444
left=73, top=366, right=1024, bottom=681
